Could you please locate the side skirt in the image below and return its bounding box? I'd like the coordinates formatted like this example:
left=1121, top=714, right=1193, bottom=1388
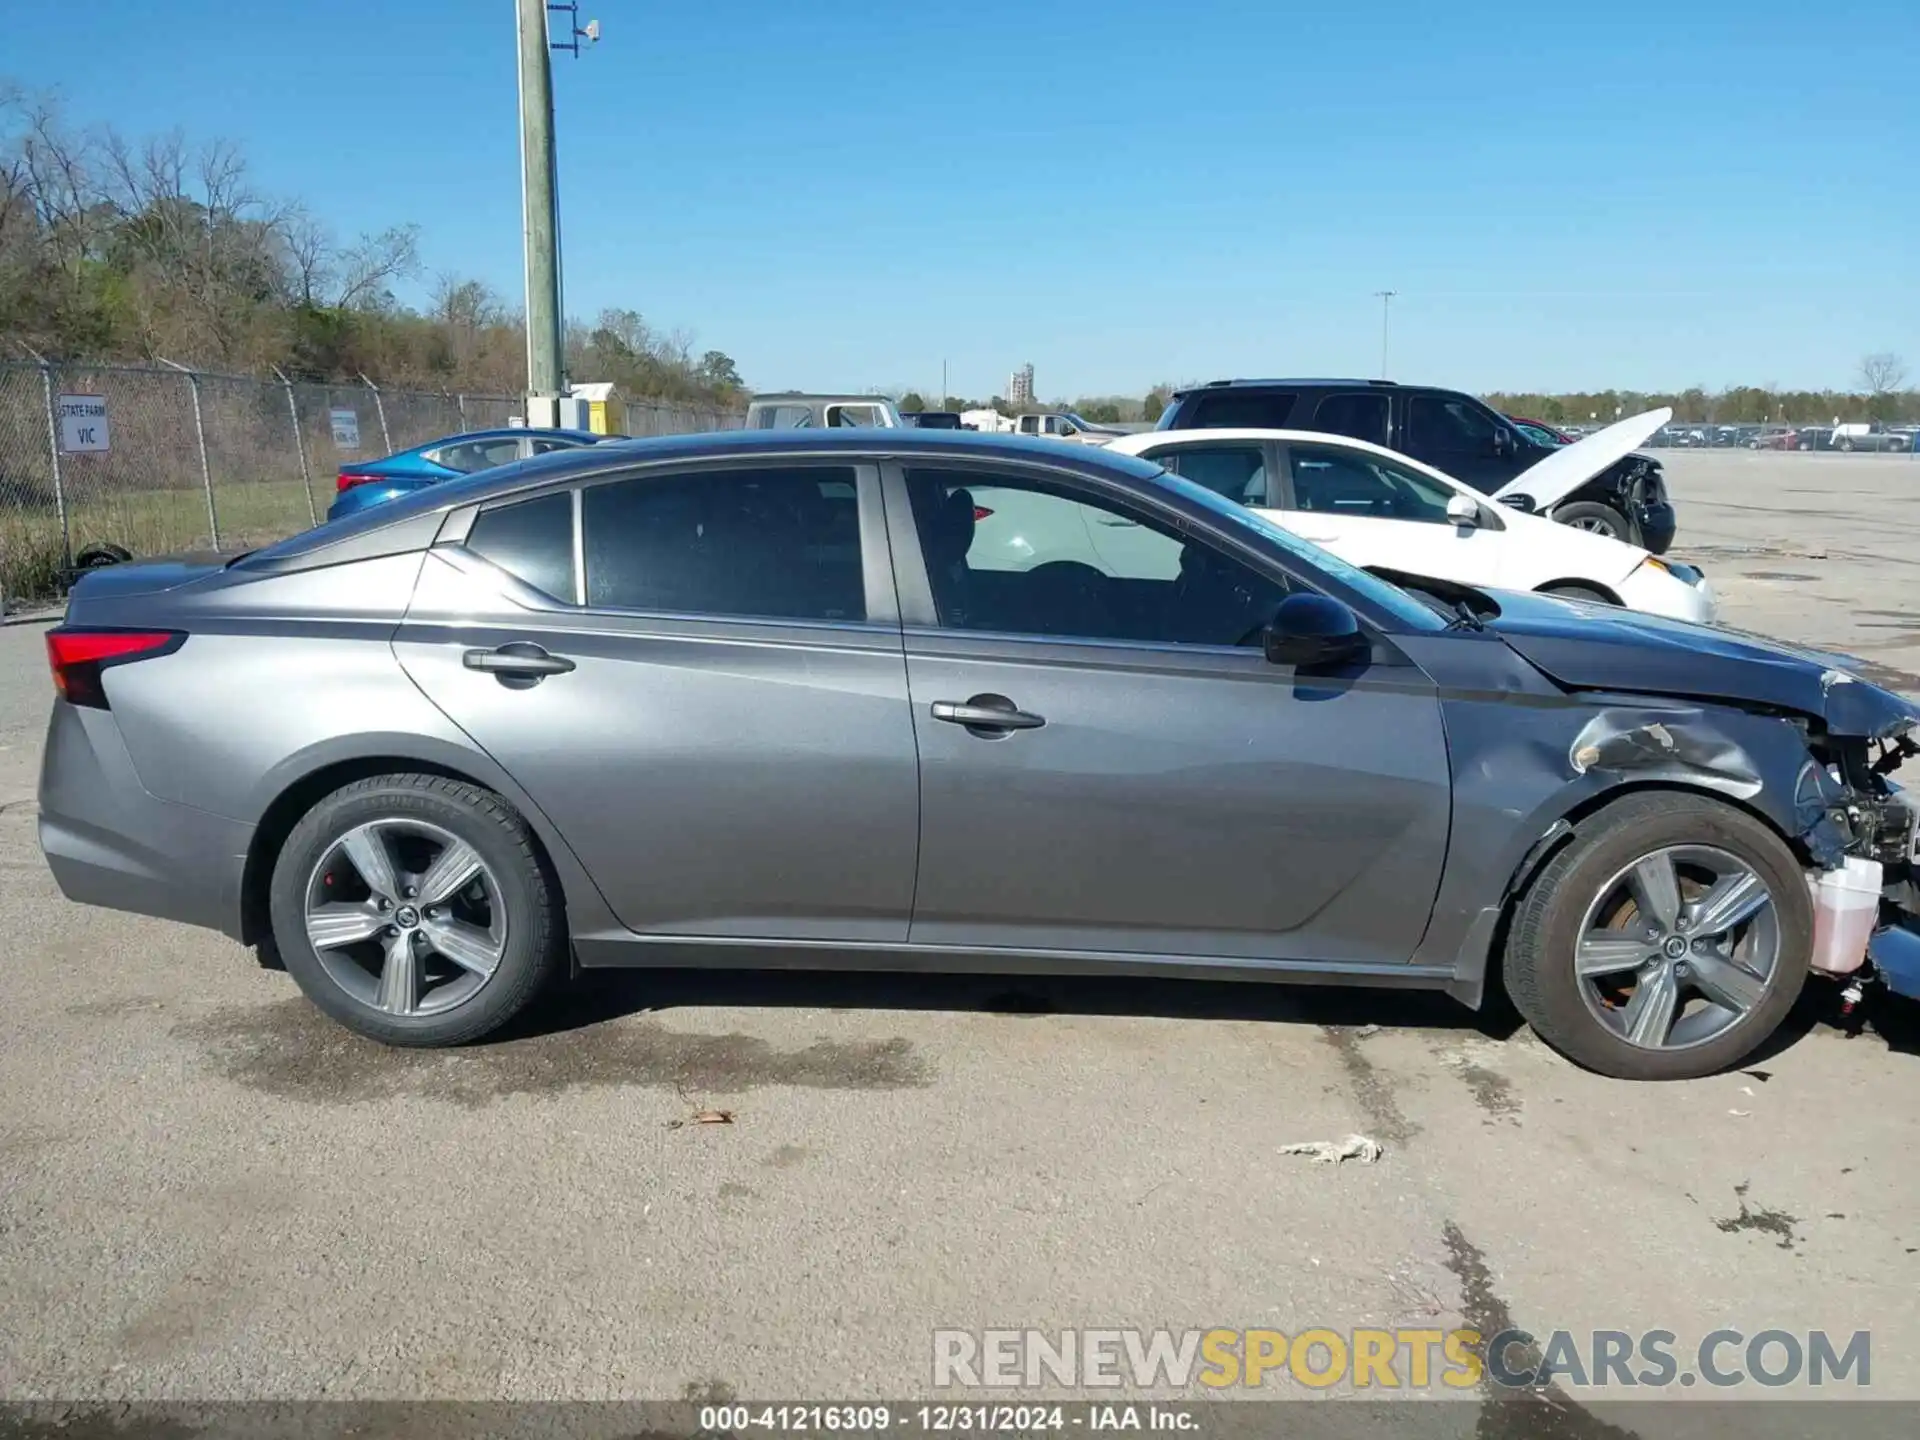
left=571, top=931, right=1463, bottom=995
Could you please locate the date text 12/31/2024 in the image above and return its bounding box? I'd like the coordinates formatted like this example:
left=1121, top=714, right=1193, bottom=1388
left=698, top=1404, right=1198, bottom=1432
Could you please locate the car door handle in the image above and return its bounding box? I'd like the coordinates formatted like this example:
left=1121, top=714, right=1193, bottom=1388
left=930, top=696, right=1046, bottom=733
left=463, top=643, right=575, bottom=680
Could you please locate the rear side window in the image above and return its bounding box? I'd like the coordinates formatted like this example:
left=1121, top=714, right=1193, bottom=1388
left=434, top=438, right=525, bottom=473
left=1157, top=444, right=1269, bottom=506
left=749, top=405, right=814, bottom=429
left=1183, top=391, right=1297, bottom=428
left=1408, top=394, right=1501, bottom=454
left=465, top=491, right=576, bottom=601
left=1312, top=393, right=1389, bottom=445
left=581, top=465, right=865, bottom=622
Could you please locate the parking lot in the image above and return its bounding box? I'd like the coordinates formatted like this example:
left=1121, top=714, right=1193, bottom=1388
left=1, top=450, right=1917, bottom=1420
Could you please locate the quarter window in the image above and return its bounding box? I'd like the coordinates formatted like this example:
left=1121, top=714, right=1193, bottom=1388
left=905, top=466, right=1288, bottom=647
left=1286, top=445, right=1458, bottom=523
left=464, top=491, right=576, bottom=602
left=581, top=465, right=865, bottom=622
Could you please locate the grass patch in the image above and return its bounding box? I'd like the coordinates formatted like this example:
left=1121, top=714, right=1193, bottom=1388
left=2, top=480, right=319, bottom=602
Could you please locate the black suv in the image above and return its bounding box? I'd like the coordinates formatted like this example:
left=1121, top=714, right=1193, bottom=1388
left=1157, top=379, right=1675, bottom=554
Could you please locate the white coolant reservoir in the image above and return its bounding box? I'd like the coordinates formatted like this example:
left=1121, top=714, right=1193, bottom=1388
left=1809, top=857, right=1883, bottom=975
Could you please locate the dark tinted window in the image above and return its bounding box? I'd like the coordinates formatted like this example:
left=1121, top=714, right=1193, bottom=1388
left=904, top=466, right=1289, bottom=647
left=1184, top=391, right=1297, bottom=428
left=1408, top=394, right=1501, bottom=455
left=465, top=491, right=576, bottom=601
left=1312, top=393, right=1390, bottom=445
left=528, top=435, right=588, bottom=455
left=582, top=465, right=864, bottom=622
left=1157, top=444, right=1268, bottom=506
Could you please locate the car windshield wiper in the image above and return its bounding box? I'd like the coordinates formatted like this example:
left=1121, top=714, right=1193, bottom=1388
left=1446, top=598, right=1485, bottom=632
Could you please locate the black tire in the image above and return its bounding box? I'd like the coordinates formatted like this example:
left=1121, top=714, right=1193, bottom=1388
left=1550, top=501, right=1630, bottom=541
left=268, top=773, right=565, bottom=1046
left=1503, top=792, right=1811, bottom=1081
left=74, top=542, right=133, bottom=569
left=1541, top=583, right=1617, bottom=605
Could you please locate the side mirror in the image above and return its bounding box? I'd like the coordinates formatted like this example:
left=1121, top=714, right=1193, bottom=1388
left=1491, top=427, right=1513, bottom=457
left=1446, top=494, right=1481, bottom=527
left=1263, top=593, right=1367, bottom=669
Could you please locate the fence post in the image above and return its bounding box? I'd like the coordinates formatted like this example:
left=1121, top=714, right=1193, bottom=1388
left=359, top=373, right=392, bottom=452
left=23, top=346, right=74, bottom=573
left=456, top=393, right=468, bottom=428
left=273, top=365, right=318, bottom=526
left=158, top=357, right=220, bottom=549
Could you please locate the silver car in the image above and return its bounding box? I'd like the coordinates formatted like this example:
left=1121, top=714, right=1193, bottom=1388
left=37, top=431, right=1920, bottom=1079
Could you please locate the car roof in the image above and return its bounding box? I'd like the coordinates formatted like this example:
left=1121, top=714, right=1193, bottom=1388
left=255, top=429, right=1173, bottom=563
left=746, top=393, right=894, bottom=406
left=409, top=426, right=602, bottom=449
left=1171, top=378, right=1396, bottom=398
left=1111, top=426, right=1475, bottom=482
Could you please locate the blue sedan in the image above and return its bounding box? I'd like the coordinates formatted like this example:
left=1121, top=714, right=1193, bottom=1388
left=328, top=428, right=613, bottom=521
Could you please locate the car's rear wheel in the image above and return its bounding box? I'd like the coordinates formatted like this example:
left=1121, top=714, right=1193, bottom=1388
left=1550, top=501, right=1630, bottom=540
left=1504, top=792, right=1811, bottom=1080
left=268, top=774, right=565, bottom=1046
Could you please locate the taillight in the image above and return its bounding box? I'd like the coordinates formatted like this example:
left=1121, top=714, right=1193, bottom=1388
left=972, top=505, right=994, bottom=521
left=46, top=628, right=185, bottom=709
left=336, top=470, right=380, bottom=493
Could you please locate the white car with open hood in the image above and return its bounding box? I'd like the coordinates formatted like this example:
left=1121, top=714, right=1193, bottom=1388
left=1107, top=411, right=1716, bottom=625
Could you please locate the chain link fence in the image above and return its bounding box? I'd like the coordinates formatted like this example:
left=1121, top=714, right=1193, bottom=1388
left=0, top=359, right=742, bottom=605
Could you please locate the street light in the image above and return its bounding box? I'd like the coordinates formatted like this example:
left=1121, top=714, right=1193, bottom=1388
left=1373, top=291, right=1396, bottom=379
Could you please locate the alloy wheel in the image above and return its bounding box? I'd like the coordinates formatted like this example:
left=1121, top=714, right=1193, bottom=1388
left=1570, top=516, right=1616, bottom=535
left=1573, top=844, right=1780, bottom=1051
left=302, top=819, right=507, bottom=1018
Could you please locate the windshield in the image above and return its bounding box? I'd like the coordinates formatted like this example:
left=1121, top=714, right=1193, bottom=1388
left=1148, top=466, right=1448, bottom=632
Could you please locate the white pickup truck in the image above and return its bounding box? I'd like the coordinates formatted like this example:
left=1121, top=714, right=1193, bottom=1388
left=1009, top=411, right=1127, bottom=445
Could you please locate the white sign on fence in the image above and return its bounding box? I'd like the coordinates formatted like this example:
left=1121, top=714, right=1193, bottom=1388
left=329, top=407, right=361, bottom=449
left=57, top=394, right=110, bottom=454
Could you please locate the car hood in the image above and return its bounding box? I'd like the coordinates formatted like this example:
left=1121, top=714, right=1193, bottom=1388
left=1483, top=588, right=1920, bottom=739
left=1492, top=407, right=1673, bottom=508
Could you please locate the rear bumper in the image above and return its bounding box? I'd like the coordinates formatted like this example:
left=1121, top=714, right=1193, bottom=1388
left=37, top=701, right=252, bottom=940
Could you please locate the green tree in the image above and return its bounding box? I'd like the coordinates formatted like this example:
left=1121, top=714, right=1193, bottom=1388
left=900, top=391, right=927, bottom=412
left=1141, top=390, right=1166, bottom=423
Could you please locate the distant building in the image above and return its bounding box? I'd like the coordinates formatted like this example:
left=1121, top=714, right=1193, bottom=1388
left=1008, top=363, right=1035, bottom=407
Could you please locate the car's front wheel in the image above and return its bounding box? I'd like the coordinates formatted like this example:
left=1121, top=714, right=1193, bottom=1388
left=268, top=773, right=566, bottom=1046
left=1504, top=793, right=1811, bottom=1080
left=1550, top=501, right=1630, bottom=541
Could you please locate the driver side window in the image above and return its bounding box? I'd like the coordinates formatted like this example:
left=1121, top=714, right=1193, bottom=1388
left=903, top=467, right=1289, bottom=648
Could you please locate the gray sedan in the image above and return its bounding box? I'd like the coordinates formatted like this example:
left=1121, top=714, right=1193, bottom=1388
left=37, top=431, right=1920, bottom=1080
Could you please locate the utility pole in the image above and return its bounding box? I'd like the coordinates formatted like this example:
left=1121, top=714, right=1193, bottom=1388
left=517, top=0, right=564, bottom=425
left=1373, top=290, right=1396, bottom=379
left=941, top=359, right=949, bottom=411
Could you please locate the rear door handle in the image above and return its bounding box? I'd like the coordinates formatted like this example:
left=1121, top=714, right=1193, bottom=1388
left=931, top=695, right=1046, bottom=734
left=463, top=643, right=575, bottom=683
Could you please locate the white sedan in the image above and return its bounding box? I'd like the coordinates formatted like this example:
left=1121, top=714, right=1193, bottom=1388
left=1106, top=424, right=1716, bottom=624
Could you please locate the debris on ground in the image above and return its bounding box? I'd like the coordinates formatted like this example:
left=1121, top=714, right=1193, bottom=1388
left=1353, top=1024, right=1381, bottom=1039
left=1278, top=1134, right=1383, bottom=1165
left=666, top=1109, right=735, bottom=1130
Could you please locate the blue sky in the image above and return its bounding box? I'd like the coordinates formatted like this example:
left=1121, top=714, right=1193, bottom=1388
left=9, top=0, right=1917, bottom=399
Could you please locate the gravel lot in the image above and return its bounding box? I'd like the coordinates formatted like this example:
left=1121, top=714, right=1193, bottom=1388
left=2, top=450, right=1917, bottom=1423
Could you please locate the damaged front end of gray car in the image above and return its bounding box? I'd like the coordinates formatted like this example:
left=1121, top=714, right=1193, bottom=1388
left=1393, top=583, right=1920, bottom=1078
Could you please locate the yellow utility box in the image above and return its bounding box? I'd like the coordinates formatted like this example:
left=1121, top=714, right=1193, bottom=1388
left=566, top=382, right=626, bottom=436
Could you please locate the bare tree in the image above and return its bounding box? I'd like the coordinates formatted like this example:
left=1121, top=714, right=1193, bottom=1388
left=1860, top=352, right=1908, bottom=395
